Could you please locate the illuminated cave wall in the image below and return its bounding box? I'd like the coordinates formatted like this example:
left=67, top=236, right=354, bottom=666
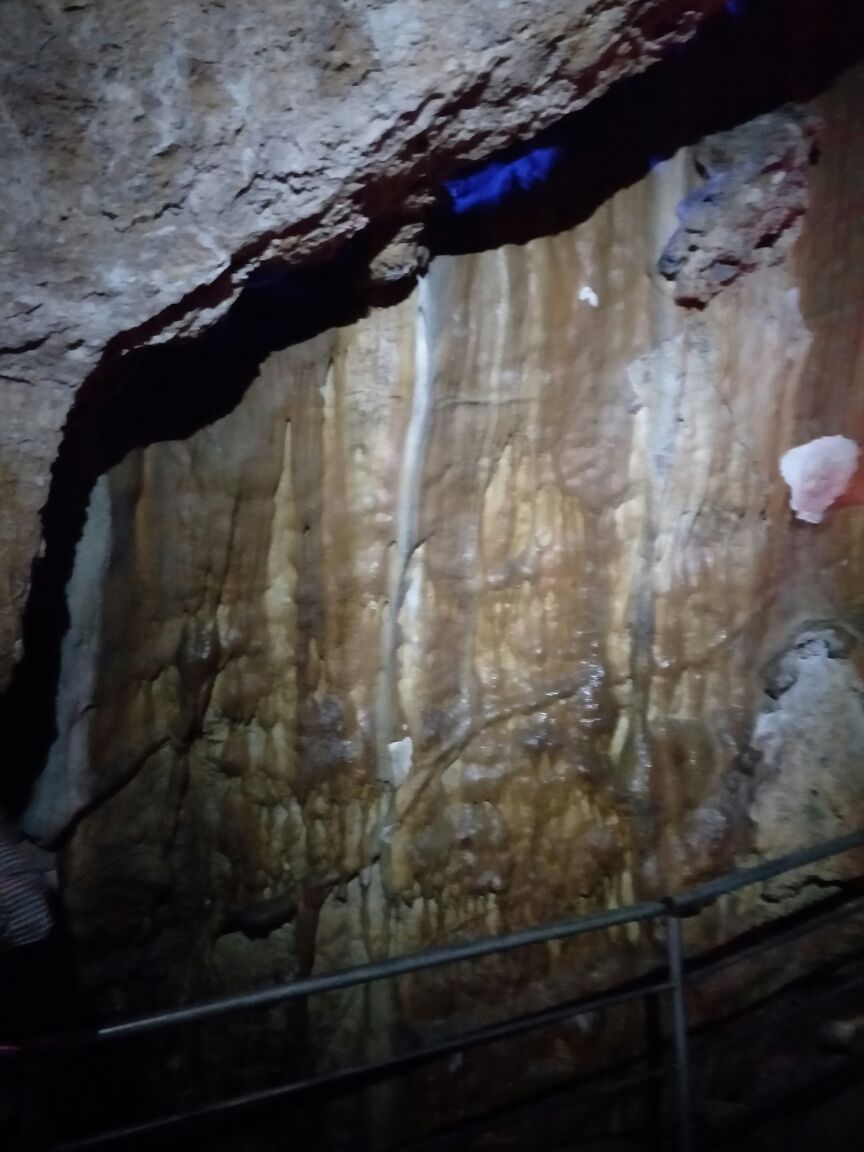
left=1, top=14, right=864, bottom=1134
left=18, top=62, right=864, bottom=1061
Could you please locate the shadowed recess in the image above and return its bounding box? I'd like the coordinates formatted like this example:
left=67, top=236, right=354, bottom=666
left=430, top=0, right=864, bottom=254
left=0, top=242, right=376, bottom=825
left=444, top=146, right=566, bottom=214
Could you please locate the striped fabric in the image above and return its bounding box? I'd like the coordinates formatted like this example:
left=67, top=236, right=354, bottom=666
left=0, top=826, right=52, bottom=950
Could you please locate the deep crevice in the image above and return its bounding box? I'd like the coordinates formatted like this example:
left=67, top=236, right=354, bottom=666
left=428, top=0, right=864, bottom=255
left=0, top=239, right=379, bottom=824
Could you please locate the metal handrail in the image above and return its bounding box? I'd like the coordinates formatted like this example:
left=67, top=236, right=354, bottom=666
left=671, top=828, right=864, bottom=911
left=5, top=826, right=864, bottom=1152
left=57, top=900, right=669, bottom=1045
left=48, top=979, right=674, bottom=1152
left=7, top=830, right=864, bottom=1055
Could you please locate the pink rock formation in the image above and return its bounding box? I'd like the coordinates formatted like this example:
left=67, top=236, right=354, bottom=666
left=779, top=436, right=861, bottom=524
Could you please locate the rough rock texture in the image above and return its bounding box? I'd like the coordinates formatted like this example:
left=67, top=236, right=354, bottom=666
left=750, top=623, right=864, bottom=869
left=18, top=67, right=863, bottom=1108
left=0, top=0, right=728, bottom=695
left=2, top=3, right=864, bottom=1136
left=658, top=105, right=821, bottom=305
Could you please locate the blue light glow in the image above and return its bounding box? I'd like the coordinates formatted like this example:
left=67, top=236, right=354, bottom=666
left=444, top=145, right=564, bottom=215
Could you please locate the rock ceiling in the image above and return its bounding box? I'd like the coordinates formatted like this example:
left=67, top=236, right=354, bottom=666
left=0, top=0, right=730, bottom=697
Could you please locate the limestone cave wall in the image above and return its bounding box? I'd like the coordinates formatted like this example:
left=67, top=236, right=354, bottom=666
left=2, top=3, right=864, bottom=1137
left=15, top=59, right=864, bottom=1070
left=0, top=0, right=732, bottom=699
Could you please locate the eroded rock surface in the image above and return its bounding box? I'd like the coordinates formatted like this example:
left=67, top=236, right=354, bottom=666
left=0, top=0, right=727, bottom=693
left=1, top=7, right=864, bottom=1130
left=19, top=71, right=863, bottom=1080
left=750, top=623, right=864, bottom=864
left=658, top=105, right=822, bottom=305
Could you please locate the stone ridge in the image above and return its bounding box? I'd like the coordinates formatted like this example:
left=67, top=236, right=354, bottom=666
left=0, top=0, right=724, bottom=691
left=658, top=105, right=822, bottom=306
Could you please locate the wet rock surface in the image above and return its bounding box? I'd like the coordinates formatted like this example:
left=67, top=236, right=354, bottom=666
left=12, top=66, right=860, bottom=1068
left=0, top=0, right=727, bottom=695
left=1, top=8, right=864, bottom=1143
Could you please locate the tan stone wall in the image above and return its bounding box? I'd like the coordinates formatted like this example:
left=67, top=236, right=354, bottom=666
left=0, top=0, right=728, bottom=696
left=23, top=70, right=864, bottom=1097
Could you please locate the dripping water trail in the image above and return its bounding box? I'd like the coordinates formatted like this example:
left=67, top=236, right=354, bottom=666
left=375, top=272, right=435, bottom=788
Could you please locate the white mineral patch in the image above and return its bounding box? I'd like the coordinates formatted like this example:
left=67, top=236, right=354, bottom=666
left=386, top=736, right=414, bottom=788
left=779, top=435, right=860, bottom=524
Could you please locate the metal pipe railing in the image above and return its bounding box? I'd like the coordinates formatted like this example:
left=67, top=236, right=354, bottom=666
left=4, top=826, right=864, bottom=1152
left=77, top=900, right=668, bottom=1045
left=689, top=888, right=864, bottom=985
left=48, top=978, right=673, bottom=1152
left=663, top=911, right=692, bottom=1152
left=671, top=828, right=864, bottom=912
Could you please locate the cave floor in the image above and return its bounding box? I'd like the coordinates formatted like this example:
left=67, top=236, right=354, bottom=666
left=3, top=953, right=864, bottom=1151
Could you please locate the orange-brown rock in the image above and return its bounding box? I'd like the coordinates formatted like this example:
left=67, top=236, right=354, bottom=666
left=20, top=66, right=863, bottom=1087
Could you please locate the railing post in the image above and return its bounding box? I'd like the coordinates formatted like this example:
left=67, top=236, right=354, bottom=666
left=663, top=908, right=692, bottom=1152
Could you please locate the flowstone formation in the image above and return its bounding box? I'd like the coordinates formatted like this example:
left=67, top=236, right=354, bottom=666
left=14, top=62, right=862, bottom=1086
left=1, top=3, right=864, bottom=1131
left=0, top=0, right=729, bottom=695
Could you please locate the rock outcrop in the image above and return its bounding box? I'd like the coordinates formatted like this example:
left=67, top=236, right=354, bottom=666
left=0, top=0, right=729, bottom=694
left=17, top=64, right=864, bottom=1088
left=658, top=105, right=822, bottom=305
left=1, top=4, right=864, bottom=1133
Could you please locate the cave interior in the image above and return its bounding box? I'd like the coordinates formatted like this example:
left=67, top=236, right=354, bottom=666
left=2, top=1, right=864, bottom=1149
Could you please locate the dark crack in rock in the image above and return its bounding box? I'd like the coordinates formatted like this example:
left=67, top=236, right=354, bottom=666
left=762, top=622, right=859, bottom=700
